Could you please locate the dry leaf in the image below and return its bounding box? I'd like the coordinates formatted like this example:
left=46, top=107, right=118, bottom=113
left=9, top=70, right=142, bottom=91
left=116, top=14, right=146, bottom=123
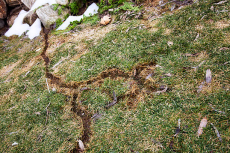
left=183, top=53, right=200, bottom=57
left=153, top=86, right=168, bottom=95
left=105, top=91, right=117, bottom=108
left=146, top=73, right=153, bottom=80
left=165, top=73, right=172, bottom=77
left=194, top=33, right=200, bottom=41
left=197, top=81, right=204, bottom=93
left=210, top=123, right=222, bottom=141
left=100, top=15, right=111, bottom=25
left=197, top=117, right=208, bottom=136
left=219, top=47, right=229, bottom=51
left=167, top=41, right=173, bottom=46
left=214, top=0, right=227, bottom=5
left=210, top=6, right=214, bottom=11
left=78, top=140, right=85, bottom=151
left=12, top=142, right=18, bottom=146
left=35, top=112, right=41, bottom=115
left=206, top=69, right=212, bottom=83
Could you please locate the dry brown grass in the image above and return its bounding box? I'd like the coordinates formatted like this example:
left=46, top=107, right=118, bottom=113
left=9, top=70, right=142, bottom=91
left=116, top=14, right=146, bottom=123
left=0, top=60, right=21, bottom=77
left=214, top=20, right=230, bottom=29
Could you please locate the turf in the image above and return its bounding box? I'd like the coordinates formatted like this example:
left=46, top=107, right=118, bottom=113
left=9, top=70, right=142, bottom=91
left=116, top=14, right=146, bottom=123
left=0, top=0, right=229, bottom=152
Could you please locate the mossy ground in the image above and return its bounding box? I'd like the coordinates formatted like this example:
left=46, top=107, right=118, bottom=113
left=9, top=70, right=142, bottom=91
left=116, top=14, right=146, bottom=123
left=0, top=0, right=229, bottom=152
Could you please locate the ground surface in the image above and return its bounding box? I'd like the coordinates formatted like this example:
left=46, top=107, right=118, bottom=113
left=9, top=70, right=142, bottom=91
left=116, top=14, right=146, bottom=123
left=0, top=0, right=229, bottom=152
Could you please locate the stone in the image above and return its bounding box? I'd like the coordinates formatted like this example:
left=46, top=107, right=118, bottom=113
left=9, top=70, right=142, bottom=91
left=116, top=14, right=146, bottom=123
left=0, top=19, right=5, bottom=29
left=55, top=0, right=69, bottom=5
left=23, top=10, right=38, bottom=25
left=7, top=5, right=28, bottom=26
left=21, top=0, right=36, bottom=9
left=6, top=0, right=22, bottom=7
left=0, top=0, right=7, bottom=19
left=36, top=5, right=70, bottom=28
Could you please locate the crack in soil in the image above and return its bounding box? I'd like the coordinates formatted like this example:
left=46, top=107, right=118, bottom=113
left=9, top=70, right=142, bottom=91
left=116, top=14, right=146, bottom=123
left=41, top=28, right=158, bottom=152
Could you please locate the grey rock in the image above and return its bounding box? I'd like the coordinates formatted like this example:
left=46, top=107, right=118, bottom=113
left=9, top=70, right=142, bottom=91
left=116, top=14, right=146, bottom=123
left=36, top=5, right=70, bottom=28
left=21, top=0, right=36, bottom=9
left=56, top=0, right=69, bottom=5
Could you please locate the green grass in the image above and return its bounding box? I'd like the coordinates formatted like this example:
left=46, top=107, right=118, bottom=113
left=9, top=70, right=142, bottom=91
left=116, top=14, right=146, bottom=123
left=0, top=0, right=229, bottom=152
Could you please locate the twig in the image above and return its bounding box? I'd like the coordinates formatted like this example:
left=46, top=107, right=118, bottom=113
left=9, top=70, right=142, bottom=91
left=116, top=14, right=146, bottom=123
left=211, top=123, right=222, bottom=142
left=46, top=78, right=50, bottom=93
left=105, top=91, right=117, bottom=108
left=214, top=0, right=227, bottom=5
left=45, top=102, right=51, bottom=125
left=153, top=86, right=168, bottom=95
left=209, top=104, right=225, bottom=114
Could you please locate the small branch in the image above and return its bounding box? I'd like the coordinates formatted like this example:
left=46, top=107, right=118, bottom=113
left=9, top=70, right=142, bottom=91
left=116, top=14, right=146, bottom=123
left=211, top=123, right=222, bottom=142
left=209, top=104, right=225, bottom=114
left=46, top=78, right=50, bottom=93
left=45, top=102, right=51, bottom=125
left=105, top=91, right=117, bottom=108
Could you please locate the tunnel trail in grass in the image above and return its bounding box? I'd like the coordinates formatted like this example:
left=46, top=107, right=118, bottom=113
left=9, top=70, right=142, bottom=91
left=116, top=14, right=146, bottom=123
left=41, top=28, right=158, bottom=152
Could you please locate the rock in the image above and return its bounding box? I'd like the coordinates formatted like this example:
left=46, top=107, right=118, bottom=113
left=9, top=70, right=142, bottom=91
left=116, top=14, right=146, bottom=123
left=0, top=19, right=5, bottom=29
left=0, top=0, right=7, bottom=19
left=21, top=0, right=36, bottom=9
left=36, top=5, right=70, bottom=28
left=23, top=10, right=38, bottom=25
left=6, top=0, right=22, bottom=7
left=56, top=0, right=69, bottom=5
left=7, top=5, right=28, bottom=26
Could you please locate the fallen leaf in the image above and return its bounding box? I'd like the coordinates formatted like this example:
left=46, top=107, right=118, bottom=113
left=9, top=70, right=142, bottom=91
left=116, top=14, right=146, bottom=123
left=197, top=117, right=208, bottom=136
left=105, top=91, right=117, bottom=108
left=35, top=112, right=41, bottom=115
left=194, top=33, right=200, bottom=41
left=153, top=86, right=168, bottom=95
left=78, top=140, right=84, bottom=151
left=210, top=123, right=222, bottom=142
left=80, top=87, right=92, bottom=91
left=219, top=47, right=229, bottom=51
left=92, top=113, right=102, bottom=122
left=183, top=53, right=200, bottom=57
left=170, top=4, right=176, bottom=11
left=146, top=73, right=153, bottom=80
left=167, top=41, right=173, bottom=46
left=197, top=81, right=204, bottom=93
left=214, top=0, right=227, bottom=5
left=7, top=106, right=16, bottom=111
left=52, top=88, right=56, bottom=92
left=210, top=6, right=214, bottom=11
left=100, top=15, right=111, bottom=25
left=206, top=69, right=212, bottom=83
left=12, top=142, right=18, bottom=146
left=165, top=73, right=172, bottom=77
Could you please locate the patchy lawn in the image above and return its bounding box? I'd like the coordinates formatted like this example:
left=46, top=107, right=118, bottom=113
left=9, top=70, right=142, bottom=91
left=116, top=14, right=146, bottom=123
left=0, top=0, right=229, bottom=152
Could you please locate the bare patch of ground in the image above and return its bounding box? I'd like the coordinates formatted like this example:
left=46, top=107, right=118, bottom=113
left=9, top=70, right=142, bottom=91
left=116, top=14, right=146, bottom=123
left=214, top=20, right=230, bottom=29
left=0, top=60, right=21, bottom=77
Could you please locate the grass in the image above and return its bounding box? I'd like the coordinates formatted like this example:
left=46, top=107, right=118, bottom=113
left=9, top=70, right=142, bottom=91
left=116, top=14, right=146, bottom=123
left=0, top=0, right=229, bottom=152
